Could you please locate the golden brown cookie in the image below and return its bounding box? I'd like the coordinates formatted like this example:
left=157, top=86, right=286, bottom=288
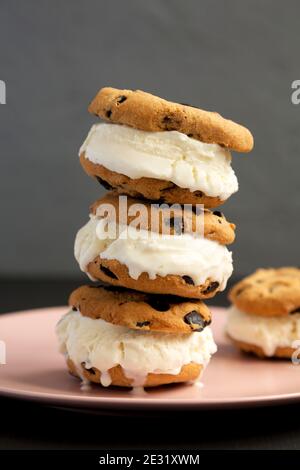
left=87, top=257, right=222, bottom=299
left=91, top=192, right=235, bottom=245
left=69, top=284, right=211, bottom=334
left=88, top=87, right=253, bottom=152
left=67, top=357, right=202, bottom=388
left=80, top=154, right=223, bottom=208
left=229, top=337, right=295, bottom=359
left=229, top=267, right=300, bottom=317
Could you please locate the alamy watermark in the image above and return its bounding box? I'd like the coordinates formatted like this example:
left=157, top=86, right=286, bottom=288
left=95, top=195, right=205, bottom=240
left=291, top=340, right=300, bottom=365
left=291, top=80, right=300, bottom=104
left=0, top=340, right=6, bottom=365
left=0, top=80, right=6, bottom=104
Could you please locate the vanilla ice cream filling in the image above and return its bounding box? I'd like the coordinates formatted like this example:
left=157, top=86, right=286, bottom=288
left=74, top=217, right=233, bottom=290
left=80, top=123, right=238, bottom=200
left=226, top=306, right=300, bottom=356
left=56, top=310, right=217, bottom=387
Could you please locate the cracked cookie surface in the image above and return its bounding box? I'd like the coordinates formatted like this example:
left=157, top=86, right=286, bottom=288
left=229, top=267, right=300, bottom=316
left=69, top=284, right=212, bottom=334
left=88, top=87, right=253, bottom=152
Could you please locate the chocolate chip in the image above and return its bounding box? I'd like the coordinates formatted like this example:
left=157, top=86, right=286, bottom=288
left=117, top=95, right=127, bottom=103
left=203, top=281, right=219, bottom=294
left=136, top=321, right=151, bottom=328
left=100, top=265, right=118, bottom=279
left=182, top=275, right=195, bottom=285
left=290, top=307, right=300, bottom=314
left=162, top=116, right=173, bottom=125
left=184, top=311, right=211, bottom=332
left=162, top=115, right=179, bottom=130
left=95, top=176, right=113, bottom=190
left=194, top=190, right=203, bottom=197
left=106, top=110, right=112, bottom=118
left=146, top=293, right=187, bottom=308
left=72, top=306, right=77, bottom=311
left=147, top=297, right=170, bottom=312
left=165, top=216, right=184, bottom=235
left=235, top=287, right=244, bottom=296
left=213, top=211, right=224, bottom=218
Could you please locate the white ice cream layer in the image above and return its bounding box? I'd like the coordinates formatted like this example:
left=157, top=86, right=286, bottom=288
left=226, top=306, right=300, bottom=356
left=74, top=217, right=233, bottom=290
left=79, top=123, right=238, bottom=200
left=56, top=310, right=217, bottom=387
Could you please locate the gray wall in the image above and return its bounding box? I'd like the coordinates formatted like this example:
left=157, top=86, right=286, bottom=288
left=0, top=0, right=299, bottom=279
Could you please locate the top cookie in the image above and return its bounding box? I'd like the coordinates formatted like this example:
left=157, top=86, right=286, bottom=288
left=229, top=267, right=300, bottom=316
left=88, top=87, right=253, bottom=152
left=69, top=284, right=212, bottom=334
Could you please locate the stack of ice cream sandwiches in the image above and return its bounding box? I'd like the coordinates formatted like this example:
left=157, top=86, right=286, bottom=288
left=56, top=87, right=253, bottom=388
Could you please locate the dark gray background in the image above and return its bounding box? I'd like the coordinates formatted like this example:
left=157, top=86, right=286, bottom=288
left=0, top=0, right=299, bottom=279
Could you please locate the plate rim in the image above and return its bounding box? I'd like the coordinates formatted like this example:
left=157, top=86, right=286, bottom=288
left=1, top=306, right=300, bottom=411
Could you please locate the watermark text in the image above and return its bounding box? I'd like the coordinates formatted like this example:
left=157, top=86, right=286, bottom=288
left=0, top=340, right=6, bottom=364
left=0, top=80, right=6, bottom=104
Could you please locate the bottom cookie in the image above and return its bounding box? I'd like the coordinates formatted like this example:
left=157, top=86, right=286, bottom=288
left=229, top=337, right=295, bottom=359
left=67, top=358, right=202, bottom=388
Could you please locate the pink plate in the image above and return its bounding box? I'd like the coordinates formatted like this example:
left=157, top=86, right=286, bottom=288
left=1, top=306, right=300, bottom=410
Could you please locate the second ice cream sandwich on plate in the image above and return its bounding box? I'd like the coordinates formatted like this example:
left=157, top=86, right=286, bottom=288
left=74, top=193, right=235, bottom=299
